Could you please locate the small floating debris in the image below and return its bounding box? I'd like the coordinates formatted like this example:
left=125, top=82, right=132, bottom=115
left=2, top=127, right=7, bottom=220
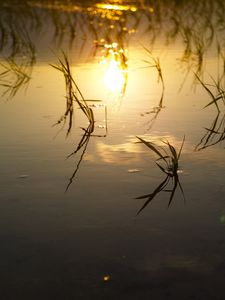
left=17, top=175, right=29, bottom=179
left=103, top=275, right=110, bottom=282
left=42, top=115, right=52, bottom=119
left=88, top=103, right=105, bottom=108
left=220, top=215, right=225, bottom=224
left=177, top=169, right=183, bottom=174
left=128, top=169, right=140, bottom=173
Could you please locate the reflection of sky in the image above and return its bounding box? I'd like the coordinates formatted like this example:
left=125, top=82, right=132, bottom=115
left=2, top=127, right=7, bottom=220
left=96, top=139, right=144, bottom=164
left=95, top=135, right=189, bottom=166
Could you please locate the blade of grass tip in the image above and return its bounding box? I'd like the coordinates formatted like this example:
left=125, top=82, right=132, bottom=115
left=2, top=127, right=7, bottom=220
left=76, top=99, right=88, bottom=118
left=156, top=156, right=170, bottom=161
left=60, top=51, right=69, bottom=72
left=209, top=74, right=222, bottom=94
left=164, top=140, right=178, bottom=161
left=167, top=174, right=178, bottom=207
left=136, top=176, right=170, bottom=215
left=0, top=70, right=10, bottom=76
left=203, top=95, right=222, bottom=109
left=178, top=135, right=185, bottom=159
left=63, top=50, right=69, bottom=67
left=85, top=99, right=102, bottom=102
left=178, top=178, right=185, bottom=203
left=155, top=161, right=171, bottom=175
left=66, top=133, right=87, bottom=158
left=156, top=156, right=170, bottom=169
left=61, top=51, right=85, bottom=101
left=136, top=137, right=168, bottom=162
left=89, top=107, right=94, bottom=123
left=195, top=72, right=215, bottom=99
left=57, top=56, right=67, bottom=70
left=0, top=83, right=11, bottom=88
left=141, top=44, right=152, bottom=56
left=65, top=133, right=90, bottom=192
left=50, top=64, right=62, bottom=72
left=73, top=78, right=85, bottom=102
left=204, top=127, right=219, bottom=134
left=142, top=60, right=155, bottom=66
left=195, top=73, right=220, bottom=111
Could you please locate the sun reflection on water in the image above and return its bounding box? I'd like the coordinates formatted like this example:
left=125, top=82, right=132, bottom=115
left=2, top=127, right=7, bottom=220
left=95, top=3, right=137, bottom=12
left=104, top=57, right=125, bottom=93
left=99, top=42, right=128, bottom=96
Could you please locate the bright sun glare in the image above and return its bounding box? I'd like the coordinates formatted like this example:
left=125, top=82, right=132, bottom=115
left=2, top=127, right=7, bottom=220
left=104, top=59, right=125, bottom=93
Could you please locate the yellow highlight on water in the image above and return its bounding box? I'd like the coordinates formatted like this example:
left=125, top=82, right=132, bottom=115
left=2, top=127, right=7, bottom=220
left=103, top=275, right=110, bottom=281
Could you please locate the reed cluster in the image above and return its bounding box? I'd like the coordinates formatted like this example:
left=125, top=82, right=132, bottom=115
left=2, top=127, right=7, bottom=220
left=136, top=136, right=185, bottom=214
left=51, top=52, right=98, bottom=135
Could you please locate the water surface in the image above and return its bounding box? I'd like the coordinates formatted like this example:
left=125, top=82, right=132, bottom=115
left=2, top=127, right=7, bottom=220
left=0, top=1, right=225, bottom=299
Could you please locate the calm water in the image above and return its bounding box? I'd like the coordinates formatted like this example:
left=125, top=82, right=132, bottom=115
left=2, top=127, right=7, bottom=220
left=0, top=1, right=225, bottom=299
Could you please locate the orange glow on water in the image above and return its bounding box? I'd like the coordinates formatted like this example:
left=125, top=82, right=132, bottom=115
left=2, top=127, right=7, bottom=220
left=104, top=58, right=126, bottom=93
left=95, top=3, right=137, bottom=12
left=99, top=43, right=128, bottom=96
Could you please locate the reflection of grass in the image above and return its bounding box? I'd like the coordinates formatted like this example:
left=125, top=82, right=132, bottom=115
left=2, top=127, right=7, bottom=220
left=136, top=136, right=185, bottom=214
left=65, top=122, right=94, bottom=191
left=51, top=52, right=107, bottom=190
left=195, top=73, right=225, bottom=112
left=0, top=23, right=35, bottom=100
left=195, top=112, right=225, bottom=150
left=141, top=47, right=165, bottom=129
left=143, top=46, right=165, bottom=107
left=0, top=58, right=32, bottom=99
left=137, top=136, right=185, bottom=178
left=51, top=52, right=100, bottom=135
left=1, top=0, right=225, bottom=89
left=65, top=105, right=107, bottom=191
left=195, top=72, right=225, bottom=149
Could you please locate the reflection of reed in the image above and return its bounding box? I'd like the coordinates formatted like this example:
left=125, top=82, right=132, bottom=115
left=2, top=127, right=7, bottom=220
left=0, top=7, right=37, bottom=59
left=65, top=106, right=107, bottom=191
left=65, top=122, right=94, bottom=191
left=51, top=52, right=107, bottom=189
left=195, top=73, right=225, bottom=112
left=136, top=173, right=183, bottom=215
left=195, top=72, right=225, bottom=150
left=195, top=112, right=225, bottom=151
left=51, top=52, right=101, bottom=135
left=0, top=24, right=35, bottom=99
left=141, top=48, right=165, bottom=130
left=136, top=136, right=185, bottom=214
left=1, top=0, right=225, bottom=92
left=0, top=57, right=33, bottom=99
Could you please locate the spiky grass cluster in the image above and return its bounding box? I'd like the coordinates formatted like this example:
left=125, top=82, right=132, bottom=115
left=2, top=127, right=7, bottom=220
left=136, top=136, right=185, bottom=214
left=195, top=73, right=225, bottom=112
left=137, top=136, right=184, bottom=177
left=143, top=46, right=165, bottom=106
left=0, top=58, right=32, bottom=99
left=51, top=52, right=98, bottom=135
left=195, top=112, right=225, bottom=150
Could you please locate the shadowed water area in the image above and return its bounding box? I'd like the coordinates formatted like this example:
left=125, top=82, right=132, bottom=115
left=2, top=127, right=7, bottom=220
left=0, top=0, right=225, bottom=299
